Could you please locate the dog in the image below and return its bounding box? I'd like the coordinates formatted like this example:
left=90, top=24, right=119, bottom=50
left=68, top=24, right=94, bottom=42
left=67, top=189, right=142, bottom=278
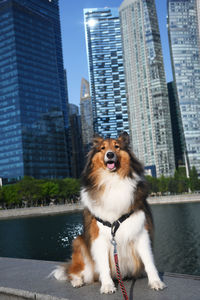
left=53, top=132, right=166, bottom=294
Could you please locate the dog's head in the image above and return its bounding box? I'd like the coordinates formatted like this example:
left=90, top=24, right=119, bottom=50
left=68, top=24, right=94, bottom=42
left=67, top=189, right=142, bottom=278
left=82, top=132, right=144, bottom=188
left=91, top=132, right=130, bottom=173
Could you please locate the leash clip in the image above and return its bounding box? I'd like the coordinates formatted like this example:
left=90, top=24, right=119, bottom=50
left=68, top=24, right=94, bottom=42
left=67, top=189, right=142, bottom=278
left=111, top=220, right=120, bottom=238
left=111, top=236, right=117, bottom=254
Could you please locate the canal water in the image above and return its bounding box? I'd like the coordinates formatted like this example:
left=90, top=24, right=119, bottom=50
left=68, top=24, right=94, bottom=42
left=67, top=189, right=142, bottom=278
left=0, top=203, right=200, bottom=276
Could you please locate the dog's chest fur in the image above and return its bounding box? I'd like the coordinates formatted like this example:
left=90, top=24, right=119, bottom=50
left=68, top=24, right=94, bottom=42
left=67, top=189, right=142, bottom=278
left=81, top=170, right=140, bottom=223
left=81, top=170, right=146, bottom=278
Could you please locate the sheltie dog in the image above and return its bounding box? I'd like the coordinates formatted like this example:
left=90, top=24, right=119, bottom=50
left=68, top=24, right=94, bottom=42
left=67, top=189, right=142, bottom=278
left=53, top=132, right=166, bottom=294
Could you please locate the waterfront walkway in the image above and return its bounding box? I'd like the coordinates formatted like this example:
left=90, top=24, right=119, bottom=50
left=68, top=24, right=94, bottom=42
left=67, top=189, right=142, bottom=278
left=0, top=193, right=200, bottom=220
left=0, top=257, right=200, bottom=300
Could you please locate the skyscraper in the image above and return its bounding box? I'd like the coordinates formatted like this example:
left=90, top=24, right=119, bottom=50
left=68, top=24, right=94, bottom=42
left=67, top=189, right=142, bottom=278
left=197, top=0, right=200, bottom=46
left=167, top=82, right=185, bottom=167
left=119, top=0, right=175, bottom=177
left=84, top=8, right=129, bottom=138
left=0, top=0, right=69, bottom=180
left=168, top=0, right=200, bottom=175
left=68, top=104, right=84, bottom=178
left=80, top=78, right=94, bottom=156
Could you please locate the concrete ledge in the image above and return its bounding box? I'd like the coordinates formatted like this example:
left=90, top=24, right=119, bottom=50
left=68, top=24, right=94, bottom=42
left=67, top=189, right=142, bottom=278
left=0, top=287, right=68, bottom=300
left=0, top=257, right=200, bottom=300
left=0, top=203, right=83, bottom=220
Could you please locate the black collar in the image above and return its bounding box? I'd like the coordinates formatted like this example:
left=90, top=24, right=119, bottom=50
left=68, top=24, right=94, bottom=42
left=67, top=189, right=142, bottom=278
left=95, top=209, right=134, bottom=238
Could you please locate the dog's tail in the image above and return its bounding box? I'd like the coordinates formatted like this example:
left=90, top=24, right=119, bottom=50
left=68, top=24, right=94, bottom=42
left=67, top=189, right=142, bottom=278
left=49, top=263, right=69, bottom=281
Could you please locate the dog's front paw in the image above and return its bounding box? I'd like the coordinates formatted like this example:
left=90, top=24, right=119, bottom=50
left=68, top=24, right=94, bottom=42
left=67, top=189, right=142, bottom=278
left=149, top=280, right=167, bottom=291
left=100, top=282, right=116, bottom=294
left=71, top=275, right=83, bottom=288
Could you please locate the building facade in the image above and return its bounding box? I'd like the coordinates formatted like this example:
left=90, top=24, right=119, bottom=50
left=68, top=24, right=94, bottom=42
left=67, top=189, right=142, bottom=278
left=119, top=0, right=175, bottom=177
left=0, top=0, right=69, bottom=180
left=168, top=0, right=200, bottom=175
left=197, top=0, right=200, bottom=47
left=167, top=82, right=186, bottom=167
left=80, top=78, right=94, bottom=156
left=68, top=104, right=84, bottom=178
left=84, top=8, right=129, bottom=138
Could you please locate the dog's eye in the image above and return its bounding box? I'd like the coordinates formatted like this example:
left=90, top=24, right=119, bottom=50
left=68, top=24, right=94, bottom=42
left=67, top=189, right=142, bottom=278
left=101, top=146, right=105, bottom=150
left=115, top=145, right=119, bottom=149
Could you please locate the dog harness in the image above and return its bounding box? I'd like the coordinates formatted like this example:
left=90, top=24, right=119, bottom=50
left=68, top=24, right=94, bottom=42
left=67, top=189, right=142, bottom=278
left=95, top=209, right=135, bottom=300
left=95, top=209, right=135, bottom=239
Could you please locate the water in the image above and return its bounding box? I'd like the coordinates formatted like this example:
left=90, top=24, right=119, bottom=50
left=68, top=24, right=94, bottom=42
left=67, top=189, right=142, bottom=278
left=0, top=203, right=200, bottom=276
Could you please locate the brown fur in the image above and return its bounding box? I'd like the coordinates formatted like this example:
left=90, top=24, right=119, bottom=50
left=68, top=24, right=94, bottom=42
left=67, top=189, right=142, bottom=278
left=68, top=236, right=86, bottom=278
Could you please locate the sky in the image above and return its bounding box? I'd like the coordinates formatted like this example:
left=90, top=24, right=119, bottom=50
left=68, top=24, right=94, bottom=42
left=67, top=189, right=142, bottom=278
left=59, top=0, right=173, bottom=107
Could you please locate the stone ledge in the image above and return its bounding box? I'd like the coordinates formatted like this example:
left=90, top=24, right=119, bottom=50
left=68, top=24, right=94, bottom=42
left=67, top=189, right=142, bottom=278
left=0, top=257, right=200, bottom=300
left=0, top=287, right=68, bottom=300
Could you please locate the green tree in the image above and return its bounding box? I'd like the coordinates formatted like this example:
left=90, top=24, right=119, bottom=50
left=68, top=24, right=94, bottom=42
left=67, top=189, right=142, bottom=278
left=189, top=166, right=200, bottom=192
left=57, top=178, right=80, bottom=203
left=41, top=181, right=59, bottom=205
left=158, top=176, right=169, bottom=195
left=146, top=176, right=159, bottom=194
left=0, top=187, right=4, bottom=208
left=18, top=176, right=42, bottom=207
left=168, top=177, right=177, bottom=194
left=2, top=184, right=21, bottom=208
left=174, top=167, right=189, bottom=193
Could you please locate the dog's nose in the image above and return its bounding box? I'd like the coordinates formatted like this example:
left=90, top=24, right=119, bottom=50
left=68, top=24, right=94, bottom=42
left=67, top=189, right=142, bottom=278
left=107, top=152, right=114, bottom=159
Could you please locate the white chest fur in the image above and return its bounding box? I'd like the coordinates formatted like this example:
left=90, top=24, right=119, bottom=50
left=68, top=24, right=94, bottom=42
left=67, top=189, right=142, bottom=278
left=81, top=170, right=141, bottom=223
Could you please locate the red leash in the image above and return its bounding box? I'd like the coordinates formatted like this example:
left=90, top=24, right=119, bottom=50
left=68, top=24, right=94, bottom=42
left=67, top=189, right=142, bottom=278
left=95, top=214, right=134, bottom=300
left=111, top=237, right=129, bottom=300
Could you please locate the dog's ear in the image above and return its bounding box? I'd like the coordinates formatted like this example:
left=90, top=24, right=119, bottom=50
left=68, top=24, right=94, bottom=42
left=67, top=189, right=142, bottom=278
left=92, top=134, right=103, bottom=147
left=117, top=132, right=130, bottom=148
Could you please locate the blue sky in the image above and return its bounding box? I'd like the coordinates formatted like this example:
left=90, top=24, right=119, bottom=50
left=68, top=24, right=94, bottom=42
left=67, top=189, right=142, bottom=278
left=59, top=0, right=173, bottom=106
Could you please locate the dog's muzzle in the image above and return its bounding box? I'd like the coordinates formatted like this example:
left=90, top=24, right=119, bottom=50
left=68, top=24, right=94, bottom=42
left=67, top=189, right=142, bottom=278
left=104, top=151, right=117, bottom=171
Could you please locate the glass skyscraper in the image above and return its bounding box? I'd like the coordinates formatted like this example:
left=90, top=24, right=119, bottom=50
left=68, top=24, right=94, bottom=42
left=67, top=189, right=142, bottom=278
left=80, top=78, right=94, bottom=156
left=0, top=0, right=69, bottom=180
left=167, top=81, right=186, bottom=167
left=168, top=0, right=200, bottom=175
left=84, top=8, right=129, bottom=138
left=120, top=0, right=175, bottom=177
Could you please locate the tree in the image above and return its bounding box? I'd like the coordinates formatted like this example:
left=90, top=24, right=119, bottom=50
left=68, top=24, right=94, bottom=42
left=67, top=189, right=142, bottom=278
left=41, top=181, right=59, bottom=205
left=158, top=176, right=169, bottom=195
left=189, top=166, right=200, bottom=192
left=18, top=176, right=42, bottom=207
left=146, top=176, right=159, bottom=194
left=174, top=167, right=189, bottom=193
left=168, top=177, right=177, bottom=194
left=0, top=187, right=4, bottom=208
left=2, top=184, right=21, bottom=208
left=57, top=178, right=80, bottom=203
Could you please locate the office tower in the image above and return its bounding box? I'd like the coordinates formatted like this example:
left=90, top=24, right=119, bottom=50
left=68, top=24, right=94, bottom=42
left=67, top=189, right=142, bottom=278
left=197, top=0, right=200, bottom=43
left=119, top=0, right=175, bottom=177
left=167, top=82, right=186, bottom=168
left=68, top=104, right=84, bottom=178
left=84, top=8, right=129, bottom=138
left=80, top=78, right=94, bottom=156
left=168, top=0, right=200, bottom=175
left=0, top=0, right=69, bottom=180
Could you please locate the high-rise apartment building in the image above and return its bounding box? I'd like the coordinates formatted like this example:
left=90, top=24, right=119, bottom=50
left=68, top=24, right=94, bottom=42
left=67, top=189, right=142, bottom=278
left=80, top=78, right=93, bottom=156
left=168, top=0, right=200, bottom=175
left=119, top=0, right=175, bottom=177
left=0, top=0, right=69, bottom=180
left=84, top=8, right=129, bottom=138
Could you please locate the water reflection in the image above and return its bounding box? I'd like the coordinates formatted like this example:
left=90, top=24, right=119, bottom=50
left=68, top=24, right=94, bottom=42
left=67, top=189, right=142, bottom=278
left=153, top=203, right=200, bottom=275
